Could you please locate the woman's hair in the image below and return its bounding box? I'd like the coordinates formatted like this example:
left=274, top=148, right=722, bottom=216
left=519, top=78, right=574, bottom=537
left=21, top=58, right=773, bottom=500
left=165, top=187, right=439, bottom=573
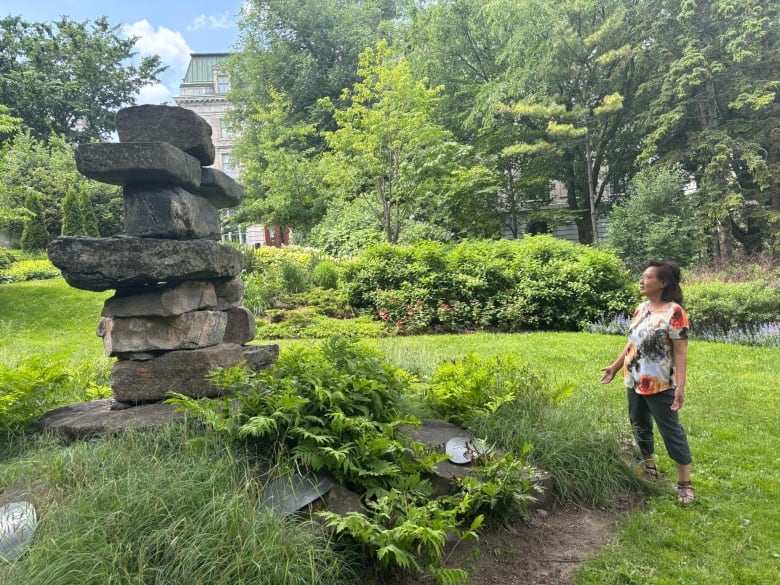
left=647, top=260, right=683, bottom=305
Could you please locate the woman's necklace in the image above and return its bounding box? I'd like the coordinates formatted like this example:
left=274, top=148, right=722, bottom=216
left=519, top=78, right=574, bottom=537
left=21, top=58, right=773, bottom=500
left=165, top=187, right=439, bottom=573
left=647, top=302, right=670, bottom=314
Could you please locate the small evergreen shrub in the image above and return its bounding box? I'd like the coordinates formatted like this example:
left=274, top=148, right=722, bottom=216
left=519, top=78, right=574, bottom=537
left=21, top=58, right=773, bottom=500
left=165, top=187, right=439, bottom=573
left=20, top=195, right=50, bottom=252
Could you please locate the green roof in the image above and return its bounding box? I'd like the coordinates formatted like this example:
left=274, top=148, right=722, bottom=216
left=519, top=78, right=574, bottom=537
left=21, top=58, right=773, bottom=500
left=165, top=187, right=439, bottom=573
left=181, top=53, right=230, bottom=85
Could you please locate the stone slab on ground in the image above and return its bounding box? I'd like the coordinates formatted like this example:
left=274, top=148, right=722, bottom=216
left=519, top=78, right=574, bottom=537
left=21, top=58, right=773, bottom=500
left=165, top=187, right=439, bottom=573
left=48, top=236, right=243, bottom=292
left=31, top=399, right=185, bottom=442
left=401, top=419, right=554, bottom=509
left=75, top=142, right=202, bottom=191
left=123, top=184, right=221, bottom=240
left=115, top=105, right=215, bottom=166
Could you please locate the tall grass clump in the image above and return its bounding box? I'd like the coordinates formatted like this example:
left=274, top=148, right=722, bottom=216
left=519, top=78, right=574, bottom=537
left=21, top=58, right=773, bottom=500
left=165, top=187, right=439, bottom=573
left=423, top=352, right=657, bottom=506
left=0, top=424, right=355, bottom=585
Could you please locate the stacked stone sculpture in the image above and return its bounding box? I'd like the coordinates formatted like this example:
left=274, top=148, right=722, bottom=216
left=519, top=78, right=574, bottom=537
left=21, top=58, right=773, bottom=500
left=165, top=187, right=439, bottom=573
left=48, top=105, right=278, bottom=406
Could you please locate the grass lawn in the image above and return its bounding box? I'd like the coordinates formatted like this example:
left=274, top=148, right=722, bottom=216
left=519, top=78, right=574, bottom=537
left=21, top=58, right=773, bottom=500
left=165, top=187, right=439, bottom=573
left=1, top=278, right=779, bottom=583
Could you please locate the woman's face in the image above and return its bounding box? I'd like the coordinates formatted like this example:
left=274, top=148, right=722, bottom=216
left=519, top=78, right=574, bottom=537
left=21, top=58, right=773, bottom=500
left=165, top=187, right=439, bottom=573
left=639, top=267, right=665, bottom=298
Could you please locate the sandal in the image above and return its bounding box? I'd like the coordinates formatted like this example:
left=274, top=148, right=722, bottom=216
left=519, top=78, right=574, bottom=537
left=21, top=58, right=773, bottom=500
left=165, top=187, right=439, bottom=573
left=677, top=481, right=695, bottom=504
left=644, top=462, right=659, bottom=480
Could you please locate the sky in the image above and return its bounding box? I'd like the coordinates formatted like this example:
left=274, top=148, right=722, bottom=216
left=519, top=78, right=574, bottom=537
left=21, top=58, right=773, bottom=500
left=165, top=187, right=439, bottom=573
left=1, top=0, right=246, bottom=105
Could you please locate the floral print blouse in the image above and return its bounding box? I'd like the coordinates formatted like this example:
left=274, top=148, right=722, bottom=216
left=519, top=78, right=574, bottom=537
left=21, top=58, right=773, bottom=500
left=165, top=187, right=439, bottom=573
left=623, top=301, right=689, bottom=395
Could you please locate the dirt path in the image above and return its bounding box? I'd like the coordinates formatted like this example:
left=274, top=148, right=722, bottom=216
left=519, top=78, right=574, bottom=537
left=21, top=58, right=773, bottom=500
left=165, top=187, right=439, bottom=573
left=438, top=505, right=624, bottom=585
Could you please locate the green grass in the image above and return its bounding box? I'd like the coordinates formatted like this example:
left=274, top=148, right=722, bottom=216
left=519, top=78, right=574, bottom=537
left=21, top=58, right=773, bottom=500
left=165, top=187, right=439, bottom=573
left=2, top=280, right=779, bottom=583
left=0, top=278, right=109, bottom=365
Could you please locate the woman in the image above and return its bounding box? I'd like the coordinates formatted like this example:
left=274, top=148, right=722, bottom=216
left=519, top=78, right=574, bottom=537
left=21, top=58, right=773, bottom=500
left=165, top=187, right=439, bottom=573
left=600, top=260, right=694, bottom=504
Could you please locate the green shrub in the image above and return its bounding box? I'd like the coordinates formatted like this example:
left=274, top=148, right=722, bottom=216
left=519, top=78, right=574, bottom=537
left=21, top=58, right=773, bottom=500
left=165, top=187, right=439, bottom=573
left=0, top=247, right=17, bottom=269
left=279, top=258, right=310, bottom=293
left=20, top=194, right=50, bottom=252
left=0, top=258, right=61, bottom=283
left=255, top=312, right=387, bottom=339
left=0, top=355, right=110, bottom=430
left=340, top=236, right=636, bottom=332
left=685, top=280, right=780, bottom=333
left=312, top=259, right=339, bottom=289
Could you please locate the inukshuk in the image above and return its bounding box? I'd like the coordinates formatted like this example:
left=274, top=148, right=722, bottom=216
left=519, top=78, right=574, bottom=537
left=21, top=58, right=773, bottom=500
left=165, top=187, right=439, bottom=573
left=47, top=105, right=278, bottom=406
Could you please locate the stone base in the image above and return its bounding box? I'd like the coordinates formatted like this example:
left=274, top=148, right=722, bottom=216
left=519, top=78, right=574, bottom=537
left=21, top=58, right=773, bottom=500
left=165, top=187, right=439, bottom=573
left=31, top=399, right=184, bottom=442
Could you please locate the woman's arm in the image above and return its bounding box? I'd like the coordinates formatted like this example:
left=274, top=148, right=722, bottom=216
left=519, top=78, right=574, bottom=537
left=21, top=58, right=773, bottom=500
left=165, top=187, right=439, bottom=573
left=671, top=338, right=688, bottom=411
left=600, top=342, right=630, bottom=384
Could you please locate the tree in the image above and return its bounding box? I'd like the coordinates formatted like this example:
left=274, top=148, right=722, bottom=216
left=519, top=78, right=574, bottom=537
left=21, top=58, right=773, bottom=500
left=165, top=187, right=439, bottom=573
left=230, top=89, right=329, bottom=238
left=61, top=188, right=84, bottom=236
left=20, top=194, right=49, bottom=251
left=638, top=0, right=779, bottom=260
left=0, top=16, right=165, bottom=142
left=79, top=190, right=100, bottom=237
left=320, top=41, right=473, bottom=243
left=607, top=165, right=703, bottom=269
left=0, top=132, right=122, bottom=241
left=490, top=0, right=648, bottom=244
left=227, top=0, right=406, bottom=129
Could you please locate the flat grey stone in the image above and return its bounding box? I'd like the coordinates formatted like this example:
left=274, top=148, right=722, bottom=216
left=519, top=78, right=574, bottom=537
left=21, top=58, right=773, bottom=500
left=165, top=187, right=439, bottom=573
left=97, top=311, right=228, bottom=356
left=400, top=419, right=553, bottom=509
left=32, top=399, right=185, bottom=441
left=124, top=184, right=221, bottom=240
left=198, top=167, right=244, bottom=208
left=75, top=142, right=202, bottom=191
left=242, top=343, right=280, bottom=370
left=223, top=307, right=256, bottom=345
left=213, top=278, right=244, bottom=310
left=48, top=236, right=243, bottom=292
left=111, top=343, right=255, bottom=401
left=102, top=281, right=218, bottom=318
left=116, top=105, right=215, bottom=166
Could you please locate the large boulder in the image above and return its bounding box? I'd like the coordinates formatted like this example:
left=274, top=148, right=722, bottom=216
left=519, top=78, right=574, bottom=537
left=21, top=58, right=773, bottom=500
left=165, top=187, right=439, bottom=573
left=48, top=236, right=243, bottom=292
left=115, top=105, right=215, bottom=166
left=124, top=184, right=221, bottom=240
left=75, top=142, right=202, bottom=191
left=213, top=277, right=244, bottom=310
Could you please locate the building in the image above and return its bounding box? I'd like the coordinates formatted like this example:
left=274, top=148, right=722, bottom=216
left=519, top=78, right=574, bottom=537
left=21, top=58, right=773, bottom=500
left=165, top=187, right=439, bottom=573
left=173, top=53, right=289, bottom=247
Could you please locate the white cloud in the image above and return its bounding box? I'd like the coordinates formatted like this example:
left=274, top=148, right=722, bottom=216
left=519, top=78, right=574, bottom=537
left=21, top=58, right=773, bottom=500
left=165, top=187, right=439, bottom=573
left=121, top=20, right=192, bottom=106
left=186, top=12, right=233, bottom=31
left=122, top=20, right=192, bottom=75
left=136, top=83, right=172, bottom=106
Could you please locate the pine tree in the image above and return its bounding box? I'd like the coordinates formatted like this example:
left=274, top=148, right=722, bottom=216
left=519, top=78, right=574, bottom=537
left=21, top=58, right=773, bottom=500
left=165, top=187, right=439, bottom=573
left=79, top=190, right=100, bottom=237
left=20, top=195, right=50, bottom=251
left=61, top=188, right=84, bottom=235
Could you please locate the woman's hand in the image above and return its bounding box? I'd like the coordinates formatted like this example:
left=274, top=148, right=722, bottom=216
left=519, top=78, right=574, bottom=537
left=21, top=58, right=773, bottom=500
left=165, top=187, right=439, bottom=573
left=671, top=386, right=685, bottom=411
left=600, top=365, right=618, bottom=384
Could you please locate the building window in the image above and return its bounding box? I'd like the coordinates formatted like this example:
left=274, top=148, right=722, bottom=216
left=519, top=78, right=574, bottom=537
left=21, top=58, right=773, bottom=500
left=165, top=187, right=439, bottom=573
left=219, top=119, right=233, bottom=139
left=216, top=75, right=230, bottom=94
left=221, top=152, right=237, bottom=178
